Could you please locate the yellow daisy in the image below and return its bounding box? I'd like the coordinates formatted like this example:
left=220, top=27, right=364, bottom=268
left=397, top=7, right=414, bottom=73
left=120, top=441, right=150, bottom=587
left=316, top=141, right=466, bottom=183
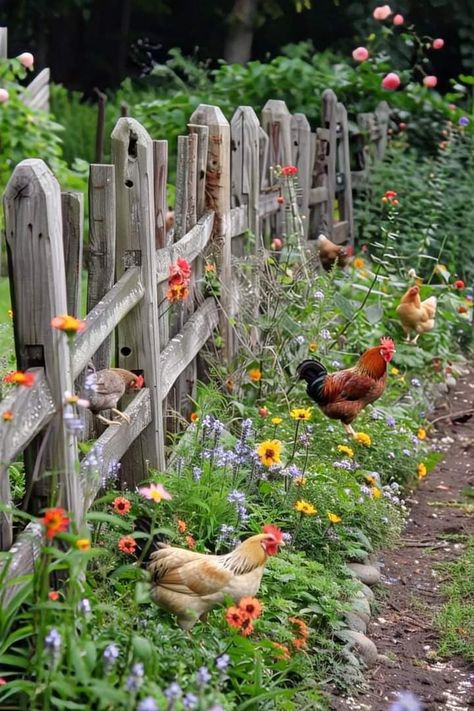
left=327, top=512, right=342, bottom=524
left=353, top=257, right=365, bottom=270
left=371, top=486, right=382, bottom=499
left=256, top=439, right=283, bottom=467
left=76, top=538, right=91, bottom=551
left=390, top=367, right=400, bottom=376
left=354, top=432, right=372, bottom=447
left=417, top=463, right=427, bottom=480
left=271, top=417, right=283, bottom=425
left=308, top=342, right=318, bottom=353
left=248, top=368, right=262, bottom=382
left=337, top=444, right=354, bottom=458
left=290, top=408, right=312, bottom=421
left=417, top=428, right=427, bottom=440
left=294, top=500, right=317, bottom=516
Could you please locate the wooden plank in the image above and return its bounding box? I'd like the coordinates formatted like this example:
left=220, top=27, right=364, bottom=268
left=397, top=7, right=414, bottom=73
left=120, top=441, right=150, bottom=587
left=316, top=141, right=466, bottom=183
left=258, top=126, right=270, bottom=190
left=159, top=298, right=219, bottom=400
left=230, top=206, right=248, bottom=238
left=333, top=220, right=349, bottom=243
left=374, top=101, right=390, bottom=160
left=188, top=124, right=209, bottom=219
left=186, top=133, right=198, bottom=232
left=309, top=186, right=328, bottom=205
left=22, top=68, right=50, bottom=111
left=0, top=369, right=55, bottom=549
left=0, top=27, right=7, bottom=58
left=61, top=191, right=84, bottom=317
left=111, top=117, right=165, bottom=483
left=156, top=211, right=214, bottom=284
left=291, top=113, right=311, bottom=239
left=261, top=99, right=292, bottom=181
left=153, top=140, right=168, bottom=250
left=87, top=165, right=116, bottom=370
left=73, top=267, right=143, bottom=378
left=336, top=102, right=354, bottom=246
left=189, top=103, right=233, bottom=358
left=231, top=106, right=260, bottom=239
left=258, top=191, right=280, bottom=219
left=4, top=159, right=81, bottom=522
left=174, top=135, right=188, bottom=241
left=1, top=522, right=43, bottom=601
left=80, top=388, right=152, bottom=511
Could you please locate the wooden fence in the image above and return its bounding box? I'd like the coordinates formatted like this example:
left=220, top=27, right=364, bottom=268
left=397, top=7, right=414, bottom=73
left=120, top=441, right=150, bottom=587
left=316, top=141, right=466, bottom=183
left=0, top=27, right=50, bottom=111
left=0, top=90, right=390, bottom=580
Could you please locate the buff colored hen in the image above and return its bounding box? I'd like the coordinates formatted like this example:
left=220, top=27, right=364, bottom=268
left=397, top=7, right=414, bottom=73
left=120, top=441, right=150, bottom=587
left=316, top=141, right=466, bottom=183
left=86, top=367, right=144, bottom=426
left=396, top=286, right=437, bottom=344
left=148, top=526, right=284, bottom=630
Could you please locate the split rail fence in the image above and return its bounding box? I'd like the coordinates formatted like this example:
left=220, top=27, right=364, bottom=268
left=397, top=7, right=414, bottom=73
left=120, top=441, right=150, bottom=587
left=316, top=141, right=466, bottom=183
left=0, top=89, right=390, bottom=583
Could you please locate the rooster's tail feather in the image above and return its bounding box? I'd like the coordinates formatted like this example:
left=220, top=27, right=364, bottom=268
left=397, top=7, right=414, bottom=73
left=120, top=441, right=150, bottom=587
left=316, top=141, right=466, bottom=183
left=296, top=359, right=328, bottom=403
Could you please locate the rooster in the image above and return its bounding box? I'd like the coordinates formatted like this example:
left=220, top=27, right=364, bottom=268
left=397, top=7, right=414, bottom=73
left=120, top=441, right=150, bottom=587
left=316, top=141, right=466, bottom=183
left=85, top=367, right=144, bottom=426
left=147, top=525, right=284, bottom=630
left=296, top=337, right=396, bottom=436
left=316, top=234, right=353, bottom=271
left=396, top=286, right=437, bottom=344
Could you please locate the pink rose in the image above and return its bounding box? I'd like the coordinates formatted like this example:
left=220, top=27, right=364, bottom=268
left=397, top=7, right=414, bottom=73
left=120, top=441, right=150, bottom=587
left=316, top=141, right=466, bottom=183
left=423, top=75, right=438, bottom=88
left=373, top=5, right=392, bottom=20
left=393, top=14, right=404, bottom=25
left=352, top=47, right=369, bottom=62
left=18, top=52, right=34, bottom=69
left=381, top=72, right=401, bottom=90
left=0, top=89, right=9, bottom=103
left=432, top=38, right=444, bottom=49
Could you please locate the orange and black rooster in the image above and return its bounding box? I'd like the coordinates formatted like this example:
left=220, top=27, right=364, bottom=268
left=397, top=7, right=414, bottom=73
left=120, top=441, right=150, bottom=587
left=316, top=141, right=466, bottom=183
left=296, top=337, right=396, bottom=436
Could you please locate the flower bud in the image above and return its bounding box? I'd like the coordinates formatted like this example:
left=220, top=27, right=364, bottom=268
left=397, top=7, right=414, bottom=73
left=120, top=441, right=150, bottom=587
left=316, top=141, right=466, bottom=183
left=393, top=14, right=404, bottom=25
left=352, top=47, right=369, bottom=62
left=432, top=38, right=444, bottom=49
left=18, top=52, right=34, bottom=69
left=423, top=75, right=438, bottom=88
left=382, top=73, right=401, bottom=90
left=0, top=88, right=9, bottom=103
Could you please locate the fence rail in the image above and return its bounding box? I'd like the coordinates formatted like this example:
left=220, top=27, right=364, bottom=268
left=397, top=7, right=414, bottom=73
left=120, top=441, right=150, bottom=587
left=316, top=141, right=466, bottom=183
left=0, top=85, right=391, bottom=577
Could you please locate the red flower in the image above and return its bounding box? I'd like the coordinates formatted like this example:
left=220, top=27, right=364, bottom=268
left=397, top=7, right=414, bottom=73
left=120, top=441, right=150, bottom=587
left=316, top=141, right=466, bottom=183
left=185, top=534, right=196, bottom=549
left=48, top=591, right=60, bottom=601
left=4, top=371, right=35, bottom=387
left=385, top=190, right=397, bottom=199
left=458, top=306, right=468, bottom=314
left=117, top=536, right=137, bottom=555
left=112, top=496, right=131, bottom=515
left=454, top=280, right=465, bottom=289
left=225, top=606, right=246, bottom=629
left=277, top=196, right=285, bottom=204
left=238, top=596, right=262, bottom=620
left=240, top=617, right=254, bottom=636
left=168, top=258, right=192, bottom=286
left=280, top=165, right=298, bottom=176
left=41, top=508, right=69, bottom=539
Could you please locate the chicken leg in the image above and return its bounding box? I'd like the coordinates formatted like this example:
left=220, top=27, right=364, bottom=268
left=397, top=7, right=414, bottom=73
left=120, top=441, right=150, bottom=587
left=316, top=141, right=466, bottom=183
left=343, top=423, right=356, bottom=437
left=96, top=408, right=131, bottom=426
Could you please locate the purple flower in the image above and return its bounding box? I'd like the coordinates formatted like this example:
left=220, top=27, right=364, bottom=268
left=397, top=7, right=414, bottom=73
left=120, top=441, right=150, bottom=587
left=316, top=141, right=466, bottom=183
left=410, top=378, right=421, bottom=388
left=389, top=690, right=422, bottom=711
left=137, top=698, right=159, bottom=711
left=183, top=693, right=199, bottom=710
left=228, top=490, right=246, bottom=505
left=164, top=683, right=182, bottom=701
left=216, top=653, right=230, bottom=672
left=370, top=409, right=382, bottom=420
left=299, top=433, right=310, bottom=446
left=402, top=449, right=411, bottom=456
left=286, top=464, right=301, bottom=479
left=64, top=406, right=84, bottom=434
left=386, top=415, right=396, bottom=427
left=360, top=484, right=371, bottom=496
left=45, top=628, right=61, bottom=656
left=458, top=116, right=469, bottom=127
left=333, top=459, right=353, bottom=470
left=103, top=643, right=119, bottom=669
left=78, top=598, right=91, bottom=615
left=319, top=329, right=331, bottom=340
left=196, top=665, right=211, bottom=687
left=125, top=662, right=144, bottom=691
left=192, top=466, right=202, bottom=481
left=241, top=418, right=253, bottom=441
left=282, top=532, right=293, bottom=544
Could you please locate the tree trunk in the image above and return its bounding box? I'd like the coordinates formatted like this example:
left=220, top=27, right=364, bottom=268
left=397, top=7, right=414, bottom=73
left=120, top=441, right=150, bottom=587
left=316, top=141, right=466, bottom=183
left=223, top=0, right=258, bottom=64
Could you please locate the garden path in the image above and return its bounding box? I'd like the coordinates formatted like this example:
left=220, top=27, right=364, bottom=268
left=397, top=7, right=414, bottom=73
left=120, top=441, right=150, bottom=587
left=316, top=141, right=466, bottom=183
left=335, top=367, right=474, bottom=711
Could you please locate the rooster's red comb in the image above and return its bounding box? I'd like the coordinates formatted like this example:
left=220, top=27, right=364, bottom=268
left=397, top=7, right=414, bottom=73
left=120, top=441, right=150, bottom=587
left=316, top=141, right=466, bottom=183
left=380, top=337, right=395, bottom=351
left=134, top=374, right=145, bottom=389
left=262, top=524, right=284, bottom=542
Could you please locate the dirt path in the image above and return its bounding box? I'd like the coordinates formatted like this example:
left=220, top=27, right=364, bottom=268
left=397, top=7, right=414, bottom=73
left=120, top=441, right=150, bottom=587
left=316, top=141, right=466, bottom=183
left=335, top=369, right=474, bottom=711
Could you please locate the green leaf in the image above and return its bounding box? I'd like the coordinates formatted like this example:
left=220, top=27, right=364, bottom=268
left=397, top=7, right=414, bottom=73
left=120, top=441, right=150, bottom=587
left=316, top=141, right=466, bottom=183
left=333, top=293, right=354, bottom=320
left=132, top=634, right=154, bottom=660
left=365, top=303, right=383, bottom=324
left=85, top=512, right=131, bottom=530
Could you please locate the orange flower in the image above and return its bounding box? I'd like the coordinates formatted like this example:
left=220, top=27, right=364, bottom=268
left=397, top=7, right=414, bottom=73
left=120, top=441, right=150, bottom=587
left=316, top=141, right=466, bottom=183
left=117, top=535, right=137, bottom=555
left=190, top=412, right=199, bottom=422
left=41, top=508, right=69, bottom=539
left=225, top=606, right=246, bottom=629
left=2, top=410, right=14, bottom=422
left=238, top=596, right=262, bottom=620
left=76, top=538, right=91, bottom=551
left=112, top=496, right=131, bottom=516
left=240, top=617, right=254, bottom=636
left=177, top=519, right=187, bottom=533
left=48, top=591, right=60, bottom=601
left=185, top=534, right=196, bottom=549
left=271, top=642, right=291, bottom=660
left=166, top=283, right=190, bottom=303
left=225, top=377, right=235, bottom=393
left=51, top=315, right=86, bottom=335
left=248, top=368, right=262, bottom=382
left=4, top=371, right=35, bottom=387
left=289, top=616, right=310, bottom=640
left=292, top=636, right=307, bottom=649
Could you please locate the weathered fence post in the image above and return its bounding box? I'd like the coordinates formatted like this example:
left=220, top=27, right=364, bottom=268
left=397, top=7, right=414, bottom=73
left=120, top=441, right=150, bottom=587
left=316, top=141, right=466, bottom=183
left=0, top=27, right=7, bottom=58
left=87, top=165, right=116, bottom=370
left=188, top=124, right=209, bottom=220
left=374, top=101, right=390, bottom=160
left=61, top=191, right=84, bottom=317
left=111, top=118, right=165, bottom=482
left=188, top=104, right=233, bottom=359
left=231, top=106, right=260, bottom=241
left=4, top=159, right=82, bottom=522
left=291, top=113, right=312, bottom=240
left=335, top=101, right=354, bottom=245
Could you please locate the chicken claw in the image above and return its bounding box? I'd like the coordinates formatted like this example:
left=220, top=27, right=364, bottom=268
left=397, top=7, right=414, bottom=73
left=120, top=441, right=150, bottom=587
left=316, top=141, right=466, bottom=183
left=97, top=414, right=122, bottom=427
left=96, top=409, right=131, bottom=426
left=111, top=408, right=131, bottom=424
left=343, top=423, right=356, bottom=437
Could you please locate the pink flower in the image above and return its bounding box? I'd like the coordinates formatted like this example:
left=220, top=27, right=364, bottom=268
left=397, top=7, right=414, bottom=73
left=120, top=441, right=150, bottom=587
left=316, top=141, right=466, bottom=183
left=381, top=73, right=401, bottom=91
left=423, top=75, right=438, bottom=88
left=373, top=5, right=392, bottom=20
left=352, top=47, right=369, bottom=62
left=0, top=89, right=9, bottom=103
left=138, top=483, right=172, bottom=503
left=18, top=52, right=34, bottom=69
left=432, top=38, right=444, bottom=49
left=393, top=14, right=404, bottom=25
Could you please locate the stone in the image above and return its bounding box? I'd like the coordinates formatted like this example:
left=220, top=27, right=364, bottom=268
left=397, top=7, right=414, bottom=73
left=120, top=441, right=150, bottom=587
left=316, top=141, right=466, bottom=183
left=377, top=653, right=397, bottom=667
left=359, top=582, right=375, bottom=601
left=345, top=611, right=367, bottom=634
left=344, top=630, right=378, bottom=668
left=346, top=563, right=381, bottom=586
left=351, top=592, right=371, bottom=623
left=446, top=375, right=457, bottom=390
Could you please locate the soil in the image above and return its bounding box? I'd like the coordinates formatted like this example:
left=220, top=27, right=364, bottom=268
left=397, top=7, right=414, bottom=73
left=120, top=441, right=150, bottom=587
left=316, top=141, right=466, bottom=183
left=333, top=367, right=474, bottom=711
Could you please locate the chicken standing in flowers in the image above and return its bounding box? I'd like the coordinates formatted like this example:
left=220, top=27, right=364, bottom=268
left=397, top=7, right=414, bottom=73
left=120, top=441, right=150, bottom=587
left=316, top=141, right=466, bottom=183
left=85, top=367, right=144, bottom=426
left=396, top=285, right=437, bottom=344
left=316, top=234, right=353, bottom=271
left=147, top=525, right=284, bottom=630
left=296, top=337, right=396, bottom=437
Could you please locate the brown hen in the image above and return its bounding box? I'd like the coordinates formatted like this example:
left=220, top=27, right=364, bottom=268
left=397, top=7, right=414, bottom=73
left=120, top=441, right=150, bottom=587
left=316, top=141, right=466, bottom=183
left=86, top=368, right=144, bottom=426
